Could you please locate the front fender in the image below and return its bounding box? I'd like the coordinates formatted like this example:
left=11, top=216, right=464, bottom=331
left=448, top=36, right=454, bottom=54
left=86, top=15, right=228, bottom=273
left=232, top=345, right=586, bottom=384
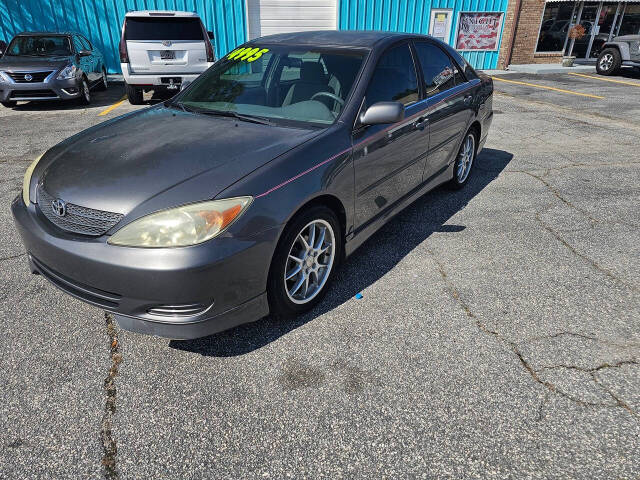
left=603, top=42, right=631, bottom=60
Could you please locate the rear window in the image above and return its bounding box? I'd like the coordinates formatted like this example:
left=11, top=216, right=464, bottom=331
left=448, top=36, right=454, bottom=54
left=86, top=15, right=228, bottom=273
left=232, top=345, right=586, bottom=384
left=124, top=17, right=205, bottom=41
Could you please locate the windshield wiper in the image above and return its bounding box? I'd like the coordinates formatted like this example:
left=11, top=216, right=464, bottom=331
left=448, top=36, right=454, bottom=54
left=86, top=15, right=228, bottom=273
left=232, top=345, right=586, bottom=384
left=200, top=109, right=273, bottom=126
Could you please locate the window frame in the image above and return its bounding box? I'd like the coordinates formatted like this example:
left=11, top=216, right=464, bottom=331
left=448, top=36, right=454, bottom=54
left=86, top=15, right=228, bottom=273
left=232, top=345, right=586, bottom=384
left=534, top=2, right=576, bottom=55
left=411, top=39, right=468, bottom=100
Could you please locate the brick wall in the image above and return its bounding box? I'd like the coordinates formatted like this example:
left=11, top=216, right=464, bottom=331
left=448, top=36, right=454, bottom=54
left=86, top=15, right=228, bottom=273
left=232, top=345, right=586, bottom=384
left=497, top=0, right=564, bottom=68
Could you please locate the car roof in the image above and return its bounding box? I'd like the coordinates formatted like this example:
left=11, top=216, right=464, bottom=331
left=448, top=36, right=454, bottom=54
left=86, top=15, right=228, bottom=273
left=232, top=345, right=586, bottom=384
left=252, top=30, right=431, bottom=48
left=125, top=10, right=200, bottom=18
left=15, top=32, right=76, bottom=37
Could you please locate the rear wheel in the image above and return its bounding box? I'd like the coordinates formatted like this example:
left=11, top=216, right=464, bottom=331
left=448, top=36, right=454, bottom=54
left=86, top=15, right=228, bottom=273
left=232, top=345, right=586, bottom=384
left=596, top=48, right=621, bottom=75
left=78, top=78, right=91, bottom=105
left=96, top=68, right=108, bottom=91
left=1, top=101, right=17, bottom=108
left=126, top=83, right=144, bottom=105
left=448, top=129, right=477, bottom=190
left=268, top=206, right=342, bottom=317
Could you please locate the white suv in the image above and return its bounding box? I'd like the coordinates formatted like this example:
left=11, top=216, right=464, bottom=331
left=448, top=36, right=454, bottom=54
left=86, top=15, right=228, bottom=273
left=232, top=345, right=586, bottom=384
left=119, top=11, right=215, bottom=104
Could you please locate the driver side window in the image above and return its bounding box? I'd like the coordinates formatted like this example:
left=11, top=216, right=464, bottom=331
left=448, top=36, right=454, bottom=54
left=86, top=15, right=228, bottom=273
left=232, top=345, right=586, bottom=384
left=365, top=43, right=419, bottom=107
left=72, top=36, right=84, bottom=53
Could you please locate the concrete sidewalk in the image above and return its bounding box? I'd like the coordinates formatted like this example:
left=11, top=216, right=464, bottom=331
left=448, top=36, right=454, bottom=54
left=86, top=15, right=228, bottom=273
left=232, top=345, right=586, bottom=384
left=492, top=64, right=596, bottom=75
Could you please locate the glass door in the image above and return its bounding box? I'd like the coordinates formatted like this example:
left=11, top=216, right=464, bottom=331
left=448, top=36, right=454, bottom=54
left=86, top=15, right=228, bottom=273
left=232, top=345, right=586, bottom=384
left=588, top=2, right=620, bottom=58
left=571, top=2, right=599, bottom=58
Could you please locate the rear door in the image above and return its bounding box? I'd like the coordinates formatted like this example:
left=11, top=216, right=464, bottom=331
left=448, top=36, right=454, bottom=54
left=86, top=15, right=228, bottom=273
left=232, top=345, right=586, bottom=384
left=413, top=41, right=474, bottom=181
left=124, top=16, right=208, bottom=74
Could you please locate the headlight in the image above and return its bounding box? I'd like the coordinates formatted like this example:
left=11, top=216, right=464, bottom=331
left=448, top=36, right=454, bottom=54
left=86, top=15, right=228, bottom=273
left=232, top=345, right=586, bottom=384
left=108, top=197, right=253, bottom=248
left=0, top=71, right=11, bottom=83
left=22, top=154, right=44, bottom=206
left=57, top=65, right=77, bottom=80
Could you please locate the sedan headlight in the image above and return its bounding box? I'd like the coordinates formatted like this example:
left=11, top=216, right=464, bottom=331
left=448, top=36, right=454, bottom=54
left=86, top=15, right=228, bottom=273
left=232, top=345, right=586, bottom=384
left=0, top=71, right=11, bottom=83
left=108, top=197, right=253, bottom=248
left=57, top=64, right=78, bottom=80
left=22, top=153, right=44, bottom=206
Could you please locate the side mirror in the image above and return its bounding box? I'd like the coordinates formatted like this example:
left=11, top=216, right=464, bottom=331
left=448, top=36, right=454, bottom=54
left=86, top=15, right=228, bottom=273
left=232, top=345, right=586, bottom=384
left=78, top=50, right=91, bottom=57
left=207, top=31, right=214, bottom=40
left=359, top=101, right=404, bottom=126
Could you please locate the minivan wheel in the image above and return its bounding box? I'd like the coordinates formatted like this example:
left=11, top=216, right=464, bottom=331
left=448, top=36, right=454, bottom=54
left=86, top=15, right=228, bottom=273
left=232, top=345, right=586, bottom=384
left=268, top=206, right=342, bottom=317
left=596, top=48, right=621, bottom=75
left=126, top=83, right=144, bottom=105
left=1, top=101, right=17, bottom=108
left=96, top=68, right=108, bottom=91
left=448, top=130, right=477, bottom=190
left=78, top=78, right=91, bottom=105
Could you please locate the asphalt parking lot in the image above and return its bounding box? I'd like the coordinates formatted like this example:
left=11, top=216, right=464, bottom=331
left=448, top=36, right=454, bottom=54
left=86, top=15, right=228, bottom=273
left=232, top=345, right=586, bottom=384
left=1, top=70, right=639, bottom=479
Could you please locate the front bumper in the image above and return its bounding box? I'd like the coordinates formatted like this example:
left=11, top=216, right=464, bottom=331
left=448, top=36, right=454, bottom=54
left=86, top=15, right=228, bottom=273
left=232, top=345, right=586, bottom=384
left=0, top=73, right=82, bottom=102
left=11, top=197, right=275, bottom=339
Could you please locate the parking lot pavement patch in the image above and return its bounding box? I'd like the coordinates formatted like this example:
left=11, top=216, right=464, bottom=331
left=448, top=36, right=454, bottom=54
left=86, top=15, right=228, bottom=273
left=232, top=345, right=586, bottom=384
left=492, top=76, right=605, bottom=99
left=567, top=72, right=640, bottom=87
left=101, top=312, right=122, bottom=479
left=98, top=96, right=128, bottom=117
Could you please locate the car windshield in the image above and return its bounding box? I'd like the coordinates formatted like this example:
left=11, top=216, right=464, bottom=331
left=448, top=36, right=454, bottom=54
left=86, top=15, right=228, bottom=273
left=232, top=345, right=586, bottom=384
left=176, top=45, right=367, bottom=127
left=6, top=36, right=72, bottom=56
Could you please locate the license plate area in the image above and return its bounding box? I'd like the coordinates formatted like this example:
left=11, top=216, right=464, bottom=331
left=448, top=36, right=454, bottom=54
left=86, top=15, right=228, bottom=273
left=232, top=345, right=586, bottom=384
left=160, top=77, right=182, bottom=89
left=160, top=50, right=175, bottom=60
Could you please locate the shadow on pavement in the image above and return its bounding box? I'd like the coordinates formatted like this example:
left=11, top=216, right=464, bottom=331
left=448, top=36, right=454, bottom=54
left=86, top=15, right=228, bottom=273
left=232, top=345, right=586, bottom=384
left=170, top=148, right=513, bottom=357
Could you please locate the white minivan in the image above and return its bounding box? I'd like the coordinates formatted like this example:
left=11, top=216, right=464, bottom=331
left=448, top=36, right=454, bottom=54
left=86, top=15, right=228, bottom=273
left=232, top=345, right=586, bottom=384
left=119, top=11, right=215, bottom=104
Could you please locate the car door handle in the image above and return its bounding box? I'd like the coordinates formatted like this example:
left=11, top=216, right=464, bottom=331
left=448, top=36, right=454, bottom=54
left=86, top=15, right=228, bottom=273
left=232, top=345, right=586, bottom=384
left=463, top=95, right=473, bottom=105
left=414, top=117, right=428, bottom=130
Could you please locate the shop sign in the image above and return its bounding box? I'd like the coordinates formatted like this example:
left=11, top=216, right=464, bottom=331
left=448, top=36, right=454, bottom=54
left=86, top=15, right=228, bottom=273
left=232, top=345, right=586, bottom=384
left=455, top=12, right=504, bottom=51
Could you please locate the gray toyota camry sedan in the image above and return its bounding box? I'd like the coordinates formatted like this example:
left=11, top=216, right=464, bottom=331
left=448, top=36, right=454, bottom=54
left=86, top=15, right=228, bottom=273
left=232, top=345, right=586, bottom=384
left=12, top=31, right=493, bottom=339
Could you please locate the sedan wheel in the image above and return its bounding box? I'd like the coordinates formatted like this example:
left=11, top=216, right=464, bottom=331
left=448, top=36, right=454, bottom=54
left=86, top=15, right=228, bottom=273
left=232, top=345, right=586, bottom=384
left=78, top=79, right=91, bottom=105
left=449, top=131, right=476, bottom=189
left=268, top=206, right=342, bottom=316
left=285, top=219, right=336, bottom=304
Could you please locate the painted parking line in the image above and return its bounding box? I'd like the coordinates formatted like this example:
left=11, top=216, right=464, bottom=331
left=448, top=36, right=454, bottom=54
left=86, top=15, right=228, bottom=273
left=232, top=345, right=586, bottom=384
left=98, top=96, right=127, bottom=116
left=567, top=72, right=640, bottom=87
left=492, top=76, right=605, bottom=99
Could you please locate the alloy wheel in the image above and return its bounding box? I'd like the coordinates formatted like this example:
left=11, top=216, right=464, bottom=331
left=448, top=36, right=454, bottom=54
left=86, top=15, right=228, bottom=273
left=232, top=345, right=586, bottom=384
left=456, top=133, right=475, bottom=183
left=599, top=53, right=614, bottom=71
left=284, top=219, right=335, bottom=304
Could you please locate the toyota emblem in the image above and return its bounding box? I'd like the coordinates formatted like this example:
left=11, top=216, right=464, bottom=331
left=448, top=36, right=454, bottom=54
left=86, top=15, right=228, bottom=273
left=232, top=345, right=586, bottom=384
left=51, top=199, right=67, bottom=217
left=162, top=40, right=171, bottom=47
left=24, top=73, right=33, bottom=81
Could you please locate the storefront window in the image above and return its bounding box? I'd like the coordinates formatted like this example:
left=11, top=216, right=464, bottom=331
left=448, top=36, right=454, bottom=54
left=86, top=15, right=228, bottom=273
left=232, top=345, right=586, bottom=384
left=536, top=3, right=575, bottom=52
left=618, top=4, right=640, bottom=36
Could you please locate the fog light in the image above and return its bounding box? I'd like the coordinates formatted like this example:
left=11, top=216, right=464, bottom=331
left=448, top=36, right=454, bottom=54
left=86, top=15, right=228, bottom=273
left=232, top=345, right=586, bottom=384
left=147, top=303, right=211, bottom=317
left=64, top=87, right=78, bottom=94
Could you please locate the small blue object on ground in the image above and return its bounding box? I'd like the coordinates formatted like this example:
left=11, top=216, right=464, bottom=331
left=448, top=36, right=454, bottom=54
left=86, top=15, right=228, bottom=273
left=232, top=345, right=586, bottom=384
left=355, top=293, right=363, bottom=299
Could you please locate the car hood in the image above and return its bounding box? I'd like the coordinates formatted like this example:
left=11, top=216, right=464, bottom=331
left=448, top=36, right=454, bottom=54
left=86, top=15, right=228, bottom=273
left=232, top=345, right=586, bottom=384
left=0, top=55, right=70, bottom=71
left=40, top=106, right=320, bottom=215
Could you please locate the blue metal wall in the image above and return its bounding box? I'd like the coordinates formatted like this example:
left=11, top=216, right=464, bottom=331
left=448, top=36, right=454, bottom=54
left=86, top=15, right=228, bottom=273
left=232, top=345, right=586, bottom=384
left=338, top=0, right=508, bottom=70
left=0, top=0, right=247, bottom=73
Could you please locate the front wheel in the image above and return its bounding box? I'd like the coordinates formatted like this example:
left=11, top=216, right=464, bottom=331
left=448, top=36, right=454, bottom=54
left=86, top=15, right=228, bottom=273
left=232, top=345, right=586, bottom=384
left=596, top=48, right=621, bottom=75
left=78, top=78, right=91, bottom=105
left=268, top=206, right=342, bottom=317
left=448, top=130, right=477, bottom=190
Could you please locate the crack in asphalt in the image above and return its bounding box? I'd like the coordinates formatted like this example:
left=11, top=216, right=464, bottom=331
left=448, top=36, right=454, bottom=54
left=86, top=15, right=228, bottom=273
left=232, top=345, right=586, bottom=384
left=427, top=250, right=638, bottom=418
left=524, top=331, right=640, bottom=349
left=0, top=252, right=26, bottom=262
left=534, top=210, right=638, bottom=293
left=101, top=312, right=122, bottom=479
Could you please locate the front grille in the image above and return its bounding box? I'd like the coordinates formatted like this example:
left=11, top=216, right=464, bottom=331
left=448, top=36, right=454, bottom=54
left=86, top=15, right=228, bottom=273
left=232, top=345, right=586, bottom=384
left=7, top=70, right=53, bottom=83
left=37, top=186, right=124, bottom=236
left=11, top=89, right=57, bottom=98
left=31, top=255, right=121, bottom=309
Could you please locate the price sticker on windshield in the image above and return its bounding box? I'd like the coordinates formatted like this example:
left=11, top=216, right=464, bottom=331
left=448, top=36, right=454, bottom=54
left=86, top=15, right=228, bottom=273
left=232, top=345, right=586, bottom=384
left=226, top=47, right=270, bottom=63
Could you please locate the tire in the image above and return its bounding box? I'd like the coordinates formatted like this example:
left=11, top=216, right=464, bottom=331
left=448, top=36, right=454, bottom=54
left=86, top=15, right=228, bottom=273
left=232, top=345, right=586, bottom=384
left=1, top=101, right=17, bottom=108
left=95, top=68, right=108, bottom=91
left=78, top=78, right=91, bottom=105
left=596, top=48, right=621, bottom=76
left=448, top=128, right=477, bottom=190
left=126, top=83, right=144, bottom=105
left=267, top=205, right=342, bottom=317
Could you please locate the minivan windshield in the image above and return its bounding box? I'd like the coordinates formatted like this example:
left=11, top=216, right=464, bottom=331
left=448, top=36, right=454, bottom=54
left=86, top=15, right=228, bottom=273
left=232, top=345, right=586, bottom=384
left=176, top=45, right=367, bottom=127
left=124, top=17, right=205, bottom=41
left=6, top=36, right=72, bottom=56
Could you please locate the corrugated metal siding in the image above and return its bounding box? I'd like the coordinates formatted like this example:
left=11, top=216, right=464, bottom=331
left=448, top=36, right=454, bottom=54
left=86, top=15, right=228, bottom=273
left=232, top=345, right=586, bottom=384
left=0, top=0, right=247, bottom=73
left=338, top=0, right=508, bottom=69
